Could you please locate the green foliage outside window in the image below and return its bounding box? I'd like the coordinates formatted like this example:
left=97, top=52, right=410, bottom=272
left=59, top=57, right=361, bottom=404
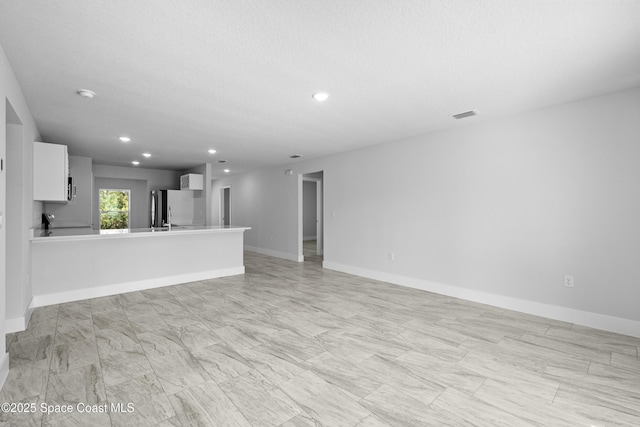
left=100, top=189, right=130, bottom=229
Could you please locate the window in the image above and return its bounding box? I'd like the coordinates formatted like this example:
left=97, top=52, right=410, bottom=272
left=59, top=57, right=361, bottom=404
left=99, top=189, right=130, bottom=229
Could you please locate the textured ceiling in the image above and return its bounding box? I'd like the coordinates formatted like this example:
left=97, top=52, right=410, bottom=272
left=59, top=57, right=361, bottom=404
left=0, top=1, right=639, bottom=176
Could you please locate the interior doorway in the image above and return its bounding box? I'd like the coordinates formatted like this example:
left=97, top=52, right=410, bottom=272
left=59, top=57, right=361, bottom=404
left=301, top=171, right=323, bottom=261
left=220, top=186, right=230, bottom=226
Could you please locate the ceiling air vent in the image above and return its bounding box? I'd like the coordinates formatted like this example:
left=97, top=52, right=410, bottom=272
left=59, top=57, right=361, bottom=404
left=217, top=160, right=227, bottom=163
left=453, top=110, right=478, bottom=120
left=290, top=154, right=303, bottom=159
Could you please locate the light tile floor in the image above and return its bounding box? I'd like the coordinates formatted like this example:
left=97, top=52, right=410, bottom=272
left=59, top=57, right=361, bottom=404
left=1, top=249, right=639, bottom=426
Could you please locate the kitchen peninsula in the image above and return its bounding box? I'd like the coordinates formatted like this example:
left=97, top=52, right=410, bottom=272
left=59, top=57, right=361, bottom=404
left=30, top=225, right=250, bottom=307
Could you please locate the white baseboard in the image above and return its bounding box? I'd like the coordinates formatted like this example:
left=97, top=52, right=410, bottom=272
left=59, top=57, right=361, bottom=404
left=33, top=267, right=245, bottom=308
left=323, top=261, right=640, bottom=338
left=245, top=245, right=303, bottom=262
left=5, top=316, right=26, bottom=334
left=0, top=352, right=9, bottom=391
left=5, top=298, right=36, bottom=333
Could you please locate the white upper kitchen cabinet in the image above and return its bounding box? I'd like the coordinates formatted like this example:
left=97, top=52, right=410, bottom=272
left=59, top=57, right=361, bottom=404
left=33, top=142, right=68, bottom=201
left=180, top=173, right=203, bottom=190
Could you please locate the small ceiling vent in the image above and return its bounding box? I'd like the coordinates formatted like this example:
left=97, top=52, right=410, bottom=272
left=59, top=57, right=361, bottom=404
left=217, top=160, right=227, bottom=163
left=453, top=110, right=478, bottom=120
left=290, top=154, right=303, bottom=159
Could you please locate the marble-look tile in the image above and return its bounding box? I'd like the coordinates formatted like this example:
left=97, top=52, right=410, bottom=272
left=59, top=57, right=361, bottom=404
left=313, top=332, right=377, bottom=364
left=125, top=311, right=170, bottom=334
left=395, top=351, right=485, bottom=394
left=0, top=403, right=44, bottom=427
left=170, top=322, right=221, bottom=351
left=213, top=325, right=263, bottom=351
left=42, top=411, right=112, bottom=427
left=191, top=343, right=253, bottom=384
left=152, top=416, right=182, bottom=427
left=236, top=343, right=307, bottom=386
left=57, top=301, right=92, bottom=323
left=456, top=352, right=560, bottom=403
left=520, top=332, right=612, bottom=365
left=279, top=411, right=324, bottom=427
left=147, top=349, right=211, bottom=395
left=92, top=309, right=131, bottom=332
left=45, top=363, right=106, bottom=407
left=611, top=351, right=640, bottom=373
left=306, top=351, right=382, bottom=399
left=136, top=328, right=188, bottom=357
left=545, top=364, right=640, bottom=407
left=9, top=318, right=58, bottom=344
left=29, top=305, right=60, bottom=323
left=355, top=414, right=394, bottom=427
left=95, top=327, right=140, bottom=353
left=359, top=354, right=444, bottom=404
left=0, top=363, right=48, bottom=402
left=473, top=379, right=600, bottom=426
left=588, top=361, right=640, bottom=385
left=220, top=370, right=301, bottom=426
left=116, top=291, right=149, bottom=308
left=430, top=387, right=533, bottom=426
left=169, top=381, right=251, bottom=427
left=360, top=384, right=447, bottom=426
left=50, top=338, right=100, bottom=373
left=54, top=318, right=95, bottom=345
left=310, top=297, right=365, bottom=320
left=546, top=326, right=639, bottom=357
left=99, top=347, right=154, bottom=388
left=2, top=250, right=640, bottom=427
left=89, top=295, right=122, bottom=313
left=399, top=329, right=467, bottom=362
left=259, top=329, right=324, bottom=362
left=338, top=326, right=412, bottom=359
left=552, top=385, right=640, bottom=426
left=280, top=370, right=371, bottom=426
left=435, top=318, right=505, bottom=343
left=401, top=319, right=469, bottom=346
left=147, top=298, right=188, bottom=316
left=157, top=310, right=202, bottom=329
left=8, top=334, right=53, bottom=368
left=106, top=373, right=176, bottom=427
left=458, top=336, right=589, bottom=375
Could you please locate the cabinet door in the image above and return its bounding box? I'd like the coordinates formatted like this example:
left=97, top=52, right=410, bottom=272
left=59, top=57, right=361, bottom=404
left=33, top=142, right=68, bottom=201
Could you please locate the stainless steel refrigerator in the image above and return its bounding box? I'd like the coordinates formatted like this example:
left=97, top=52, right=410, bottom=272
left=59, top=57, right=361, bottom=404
left=150, top=190, right=202, bottom=227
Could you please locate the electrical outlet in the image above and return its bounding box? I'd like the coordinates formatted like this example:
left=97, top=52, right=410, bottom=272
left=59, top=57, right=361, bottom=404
left=564, top=275, right=574, bottom=288
left=388, top=252, right=395, bottom=261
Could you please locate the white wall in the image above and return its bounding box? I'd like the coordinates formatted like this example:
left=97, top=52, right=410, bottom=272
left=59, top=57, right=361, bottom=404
left=213, top=166, right=301, bottom=261
left=44, top=155, right=94, bottom=226
left=93, top=178, right=148, bottom=229
left=212, top=88, right=640, bottom=335
left=0, top=41, right=43, bottom=387
left=92, top=164, right=182, bottom=228
left=182, top=164, right=212, bottom=225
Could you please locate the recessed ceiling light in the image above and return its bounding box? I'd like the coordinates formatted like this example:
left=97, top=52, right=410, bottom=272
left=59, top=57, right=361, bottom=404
left=223, top=169, right=230, bottom=173
left=312, top=92, right=329, bottom=102
left=76, top=89, right=96, bottom=99
left=142, top=153, right=151, bottom=158
left=119, top=136, right=131, bottom=142
left=208, top=149, right=217, bottom=154
left=290, top=154, right=303, bottom=159
left=131, top=161, right=140, bottom=166
left=453, top=110, right=479, bottom=120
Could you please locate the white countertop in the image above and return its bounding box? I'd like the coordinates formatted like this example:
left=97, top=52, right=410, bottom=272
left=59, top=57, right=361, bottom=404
left=31, top=225, right=251, bottom=242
